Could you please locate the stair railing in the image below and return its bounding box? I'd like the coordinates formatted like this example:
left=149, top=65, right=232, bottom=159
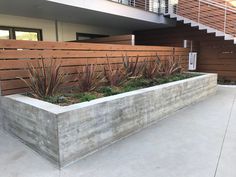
left=165, top=0, right=236, bottom=37
left=108, top=0, right=161, bottom=13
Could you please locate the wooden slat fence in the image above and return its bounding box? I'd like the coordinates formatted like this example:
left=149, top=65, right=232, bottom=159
left=0, top=39, right=189, bottom=95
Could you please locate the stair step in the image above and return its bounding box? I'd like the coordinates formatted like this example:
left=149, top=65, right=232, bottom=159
left=214, top=31, right=225, bottom=37
left=176, top=16, right=184, bottom=21
left=190, top=22, right=199, bottom=27
left=198, top=24, right=207, bottom=30
left=224, top=34, right=234, bottom=40
left=169, top=14, right=177, bottom=19
left=183, top=19, right=191, bottom=24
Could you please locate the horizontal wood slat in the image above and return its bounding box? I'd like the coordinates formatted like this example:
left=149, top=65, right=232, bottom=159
left=0, top=39, right=186, bottom=51
left=0, top=39, right=189, bottom=95
left=0, top=50, right=187, bottom=59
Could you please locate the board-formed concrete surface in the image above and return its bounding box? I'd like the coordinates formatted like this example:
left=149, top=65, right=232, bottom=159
left=0, top=85, right=236, bottom=177
left=0, top=73, right=217, bottom=167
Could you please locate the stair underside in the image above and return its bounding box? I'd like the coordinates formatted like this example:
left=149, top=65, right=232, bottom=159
left=168, top=14, right=236, bottom=44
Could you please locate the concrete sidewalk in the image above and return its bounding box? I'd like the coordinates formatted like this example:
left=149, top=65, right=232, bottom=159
left=0, top=86, right=236, bottom=177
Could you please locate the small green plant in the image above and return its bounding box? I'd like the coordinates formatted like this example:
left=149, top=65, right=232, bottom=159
left=19, top=58, right=67, bottom=98
left=104, top=56, right=126, bottom=86
left=43, top=95, right=68, bottom=104
left=123, top=78, right=155, bottom=92
left=76, top=93, right=97, bottom=102
left=98, top=86, right=121, bottom=96
left=76, top=63, right=105, bottom=92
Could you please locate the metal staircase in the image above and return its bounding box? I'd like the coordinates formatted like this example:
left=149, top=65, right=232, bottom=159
left=109, top=0, right=236, bottom=44
left=167, top=13, right=236, bottom=44
left=164, top=0, right=236, bottom=44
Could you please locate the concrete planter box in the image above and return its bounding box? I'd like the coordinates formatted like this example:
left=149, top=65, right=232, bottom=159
left=0, top=73, right=217, bottom=168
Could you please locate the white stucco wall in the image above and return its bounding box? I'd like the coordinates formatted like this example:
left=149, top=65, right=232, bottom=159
left=0, top=14, right=126, bottom=42
left=57, top=21, right=126, bottom=41
left=47, top=0, right=165, bottom=24
left=0, top=14, right=56, bottom=41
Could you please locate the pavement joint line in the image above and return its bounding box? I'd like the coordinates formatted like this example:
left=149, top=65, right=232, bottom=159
left=213, top=90, right=236, bottom=177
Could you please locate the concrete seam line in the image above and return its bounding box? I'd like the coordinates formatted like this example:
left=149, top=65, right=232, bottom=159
left=213, top=90, right=236, bottom=177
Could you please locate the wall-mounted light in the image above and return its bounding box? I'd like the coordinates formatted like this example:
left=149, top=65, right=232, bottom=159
left=183, top=39, right=193, bottom=52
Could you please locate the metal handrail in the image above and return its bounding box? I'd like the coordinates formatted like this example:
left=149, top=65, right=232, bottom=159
left=108, top=0, right=162, bottom=13
left=166, top=0, right=236, bottom=36
left=109, top=0, right=236, bottom=37
left=200, top=0, right=236, bottom=13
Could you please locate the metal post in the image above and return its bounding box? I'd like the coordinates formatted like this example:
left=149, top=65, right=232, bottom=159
left=224, top=1, right=227, bottom=34
left=158, top=0, right=161, bottom=14
left=176, top=0, right=179, bottom=15
left=145, top=0, right=147, bottom=11
left=198, top=0, right=201, bottom=23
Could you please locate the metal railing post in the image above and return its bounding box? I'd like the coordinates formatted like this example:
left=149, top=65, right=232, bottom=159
left=165, top=0, right=169, bottom=14
left=145, top=0, right=147, bottom=11
left=224, top=1, right=227, bottom=33
left=158, top=0, right=161, bottom=13
left=177, top=0, right=179, bottom=14
left=198, top=0, right=201, bottom=23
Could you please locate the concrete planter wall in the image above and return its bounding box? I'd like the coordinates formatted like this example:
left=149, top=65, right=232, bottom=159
left=0, top=73, right=217, bottom=168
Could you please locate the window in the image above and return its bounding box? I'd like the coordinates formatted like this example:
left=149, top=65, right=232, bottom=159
left=0, top=29, right=10, bottom=39
left=76, top=33, right=108, bottom=41
left=0, top=26, right=42, bottom=41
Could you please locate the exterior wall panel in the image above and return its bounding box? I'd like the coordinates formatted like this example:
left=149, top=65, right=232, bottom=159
left=135, top=23, right=236, bottom=81
left=0, top=14, right=125, bottom=42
